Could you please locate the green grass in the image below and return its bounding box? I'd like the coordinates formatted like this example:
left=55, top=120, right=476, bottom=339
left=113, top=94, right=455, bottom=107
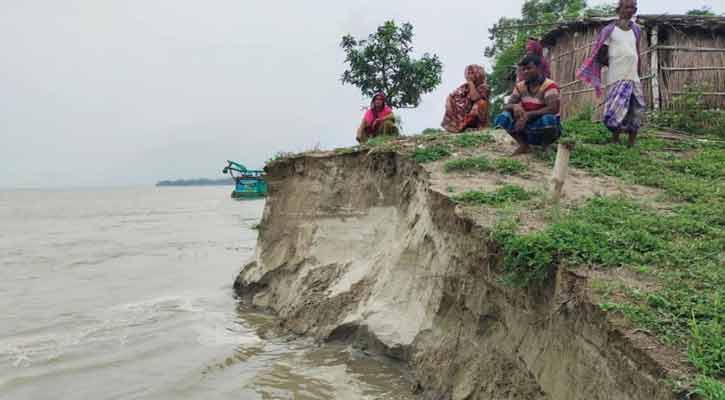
left=421, top=128, right=445, bottom=135
left=693, top=375, right=725, bottom=400
left=365, top=135, right=398, bottom=147
left=453, top=184, right=535, bottom=207
left=412, top=144, right=452, bottom=163
left=546, top=114, right=724, bottom=204
left=450, top=132, right=494, bottom=148
left=494, top=111, right=725, bottom=395
left=444, top=156, right=492, bottom=172
left=493, top=158, right=527, bottom=175
left=443, top=156, right=527, bottom=175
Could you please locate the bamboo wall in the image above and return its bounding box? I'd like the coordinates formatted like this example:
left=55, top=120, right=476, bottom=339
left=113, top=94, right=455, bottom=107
left=546, top=23, right=724, bottom=118
left=659, top=31, right=725, bottom=110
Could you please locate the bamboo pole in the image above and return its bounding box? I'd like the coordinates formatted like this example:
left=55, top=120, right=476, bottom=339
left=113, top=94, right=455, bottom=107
left=661, top=66, right=725, bottom=71
left=655, top=45, right=725, bottom=52
left=669, top=91, right=725, bottom=96
left=550, top=143, right=573, bottom=202
left=561, top=87, right=595, bottom=96
left=650, top=26, right=661, bottom=111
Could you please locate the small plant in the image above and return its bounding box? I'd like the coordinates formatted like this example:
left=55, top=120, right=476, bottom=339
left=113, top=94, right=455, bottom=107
left=365, top=135, right=398, bottom=147
left=688, top=315, right=725, bottom=378
left=650, top=84, right=725, bottom=138
left=412, top=144, right=452, bottom=163
left=692, top=375, right=725, bottom=400
left=334, top=146, right=358, bottom=155
left=251, top=223, right=260, bottom=230
left=493, top=158, right=527, bottom=175
left=450, top=132, right=494, bottom=148
left=265, top=151, right=297, bottom=165
left=453, top=184, right=534, bottom=207
left=444, top=156, right=492, bottom=172
left=421, top=128, right=444, bottom=135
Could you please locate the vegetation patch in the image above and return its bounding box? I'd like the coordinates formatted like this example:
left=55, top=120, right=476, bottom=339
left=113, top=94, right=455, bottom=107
left=444, top=156, right=492, bottom=172
left=421, top=128, right=445, bottom=135
left=412, top=144, right=452, bottom=163
left=443, top=156, right=527, bottom=175
left=265, top=151, right=298, bottom=165
left=492, top=158, right=527, bottom=175
left=693, top=375, right=725, bottom=400
left=547, top=110, right=723, bottom=204
left=450, top=132, right=494, bottom=148
left=493, top=108, right=724, bottom=393
left=650, top=85, right=725, bottom=139
left=334, top=146, right=358, bottom=155
left=453, top=184, right=535, bottom=207
left=365, top=135, right=398, bottom=147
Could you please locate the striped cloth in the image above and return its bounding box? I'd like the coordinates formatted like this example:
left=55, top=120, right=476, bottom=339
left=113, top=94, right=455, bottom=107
left=603, top=80, right=645, bottom=133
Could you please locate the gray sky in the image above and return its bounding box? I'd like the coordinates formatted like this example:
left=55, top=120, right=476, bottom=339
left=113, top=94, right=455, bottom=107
left=1, top=0, right=721, bottom=188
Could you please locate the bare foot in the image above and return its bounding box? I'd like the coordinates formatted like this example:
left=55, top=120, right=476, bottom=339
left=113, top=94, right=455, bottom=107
left=511, top=145, right=531, bottom=156
left=611, top=132, right=621, bottom=144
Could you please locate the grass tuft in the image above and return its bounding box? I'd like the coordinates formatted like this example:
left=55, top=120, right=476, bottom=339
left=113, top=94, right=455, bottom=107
left=365, top=135, right=398, bottom=147
left=693, top=375, right=725, bottom=400
left=413, top=144, right=452, bottom=163
left=450, top=132, right=494, bottom=148
left=453, top=184, right=535, bottom=207
left=493, top=158, right=527, bottom=175
left=443, top=156, right=527, bottom=175
left=444, top=156, right=492, bottom=172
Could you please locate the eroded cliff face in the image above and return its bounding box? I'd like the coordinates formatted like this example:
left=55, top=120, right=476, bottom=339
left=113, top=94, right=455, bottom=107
left=234, top=150, right=675, bottom=400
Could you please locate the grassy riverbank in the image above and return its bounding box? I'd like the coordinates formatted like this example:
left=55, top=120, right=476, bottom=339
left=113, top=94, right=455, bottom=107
left=278, top=115, right=723, bottom=398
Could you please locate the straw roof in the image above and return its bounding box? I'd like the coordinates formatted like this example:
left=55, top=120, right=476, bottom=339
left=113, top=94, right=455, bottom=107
left=542, top=14, right=725, bottom=46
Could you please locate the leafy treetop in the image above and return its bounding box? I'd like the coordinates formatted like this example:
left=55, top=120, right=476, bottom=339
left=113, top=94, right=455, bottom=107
left=340, top=20, right=443, bottom=109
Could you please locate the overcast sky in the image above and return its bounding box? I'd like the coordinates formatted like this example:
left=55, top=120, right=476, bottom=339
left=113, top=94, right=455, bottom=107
left=1, top=0, right=721, bottom=188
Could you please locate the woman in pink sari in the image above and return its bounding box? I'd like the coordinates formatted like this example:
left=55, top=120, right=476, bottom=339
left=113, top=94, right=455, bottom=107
left=356, top=92, right=399, bottom=143
left=441, top=65, right=491, bottom=133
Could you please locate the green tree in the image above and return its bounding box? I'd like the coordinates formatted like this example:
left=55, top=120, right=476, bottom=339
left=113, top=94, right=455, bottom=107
left=340, top=21, right=443, bottom=108
left=584, top=3, right=617, bottom=17
left=485, top=0, right=610, bottom=117
left=686, top=7, right=716, bottom=16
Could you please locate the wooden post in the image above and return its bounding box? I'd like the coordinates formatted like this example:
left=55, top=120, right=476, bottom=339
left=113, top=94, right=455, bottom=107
left=550, top=143, right=572, bottom=202
left=650, top=25, right=660, bottom=111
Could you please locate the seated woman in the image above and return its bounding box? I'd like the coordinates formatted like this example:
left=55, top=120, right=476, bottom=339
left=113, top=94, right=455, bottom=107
left=495, top=54, right=561, bottom=156
left=441, top=65, right=490, bottom=133
left=356, top=93, right=399, bottom=143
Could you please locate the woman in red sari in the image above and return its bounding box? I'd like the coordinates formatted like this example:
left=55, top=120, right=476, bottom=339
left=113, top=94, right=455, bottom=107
left=441, top=65, right=491, bottom=133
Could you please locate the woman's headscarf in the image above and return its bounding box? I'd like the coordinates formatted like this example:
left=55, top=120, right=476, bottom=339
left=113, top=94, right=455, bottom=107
left=364, top=92, right=393, bottom=125
left=465, top=65, right=487, bottom=86
left=518, top=38, right=551, bottom=80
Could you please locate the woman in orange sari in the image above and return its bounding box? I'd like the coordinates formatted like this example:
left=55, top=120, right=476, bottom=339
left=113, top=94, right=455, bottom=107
left=441, top=65, right=490, bottom=133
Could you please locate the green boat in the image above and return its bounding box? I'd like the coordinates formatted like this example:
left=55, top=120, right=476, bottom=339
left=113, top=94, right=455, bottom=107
left=222, top=160, right=267, bottom=199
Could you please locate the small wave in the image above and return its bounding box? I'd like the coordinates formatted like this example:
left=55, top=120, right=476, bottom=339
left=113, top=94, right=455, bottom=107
left=0, top=295, right=215, bottom=369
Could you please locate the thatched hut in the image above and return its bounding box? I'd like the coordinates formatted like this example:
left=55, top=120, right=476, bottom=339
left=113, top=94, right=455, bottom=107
left=541, top=15, right=725, bottom=119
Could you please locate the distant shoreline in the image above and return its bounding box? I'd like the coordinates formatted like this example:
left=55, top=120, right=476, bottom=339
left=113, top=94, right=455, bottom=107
left=156, top=178, right=233, bottom=187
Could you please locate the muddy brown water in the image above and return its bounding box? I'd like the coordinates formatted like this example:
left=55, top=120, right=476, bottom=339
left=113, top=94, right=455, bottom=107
left=0, top=187, right=412, bottom=400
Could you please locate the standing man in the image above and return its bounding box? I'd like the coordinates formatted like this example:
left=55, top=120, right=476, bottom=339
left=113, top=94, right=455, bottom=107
left=495, top=54, right=561, bottom=156
left=578, top=0, right=644, bottom=147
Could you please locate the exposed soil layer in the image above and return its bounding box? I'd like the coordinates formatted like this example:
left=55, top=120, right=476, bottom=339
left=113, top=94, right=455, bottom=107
left=234, top=139, right=679, bottom=400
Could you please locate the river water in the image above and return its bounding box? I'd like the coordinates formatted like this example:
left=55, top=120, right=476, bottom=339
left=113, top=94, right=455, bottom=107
left=0, top=187, right=412, bottom=400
